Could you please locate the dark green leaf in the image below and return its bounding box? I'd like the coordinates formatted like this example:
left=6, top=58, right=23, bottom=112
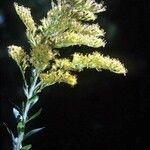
left=27, top=108, right=42, bottom=123
left=24, top=127, right=45, bottom=140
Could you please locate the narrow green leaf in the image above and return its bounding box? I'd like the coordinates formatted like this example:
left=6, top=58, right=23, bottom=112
left=27, top=108, right=42, bottom=123
left=21, top=144, right=32, bottom=150
left=24, top=127, right=45, bottom=141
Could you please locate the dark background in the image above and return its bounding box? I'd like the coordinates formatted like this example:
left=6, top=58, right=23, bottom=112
left=0, top=0, right=149, bottom=149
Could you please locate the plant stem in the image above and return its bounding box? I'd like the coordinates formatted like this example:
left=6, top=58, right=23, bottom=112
left=13, top=71, right=39, bottom=150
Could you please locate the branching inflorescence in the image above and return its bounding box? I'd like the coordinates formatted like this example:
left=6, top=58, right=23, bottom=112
left=7, top=0, right=127, bottom=149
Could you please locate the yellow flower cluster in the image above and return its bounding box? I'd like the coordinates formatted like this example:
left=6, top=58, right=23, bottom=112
left=66, top=0, right=106, bottom=21
left=53, top=59, right=73, bottom=71
left=8, top=45, right=29, bottom=72
left=69, top=20, right=105, bottom=37
left=30, top=44, right=56, bottom=71
left=38, top=0, right=106, bottom=49
left=72, top=52, right=127, bottom=74
left=9, top=0, right=127, bottom=88
left=52, top=52, right=127, bottom=75
left=66, top=0, right=106, bottom=12
left=14, top=3, right=36, bottom=31
left=40, top=71, right=77, bottom=87
left=84, top=52, right=127, bottom=75
left=54, top=32, right=106, bottom=48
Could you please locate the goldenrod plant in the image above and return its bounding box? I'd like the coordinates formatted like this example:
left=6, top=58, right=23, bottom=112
left=6, top=0, right=127, bottom=149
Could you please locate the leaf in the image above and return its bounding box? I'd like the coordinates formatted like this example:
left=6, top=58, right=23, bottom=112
left=17, top=122, right=25, bottom=133
left=21, top=144, right=32, bottom=150
left=26, top=108, right=42, bottom=123
left=9, top=100, right=20, bottom=111
left=24, top=127, right=45, bottom=141
left=3, top=122, right=19, bottom=148
left=13, top=108, right=20, bottom=119
left=23, top=86, right=28, bottom=97
left=14, top=137, right=18, bottom=144
left=3, top=123, right=15, bottom=141
left=29, top=95, right=39, bottom=107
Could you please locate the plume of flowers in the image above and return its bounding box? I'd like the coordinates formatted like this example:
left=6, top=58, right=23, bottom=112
left=6, top=1, right=127, bottom=149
